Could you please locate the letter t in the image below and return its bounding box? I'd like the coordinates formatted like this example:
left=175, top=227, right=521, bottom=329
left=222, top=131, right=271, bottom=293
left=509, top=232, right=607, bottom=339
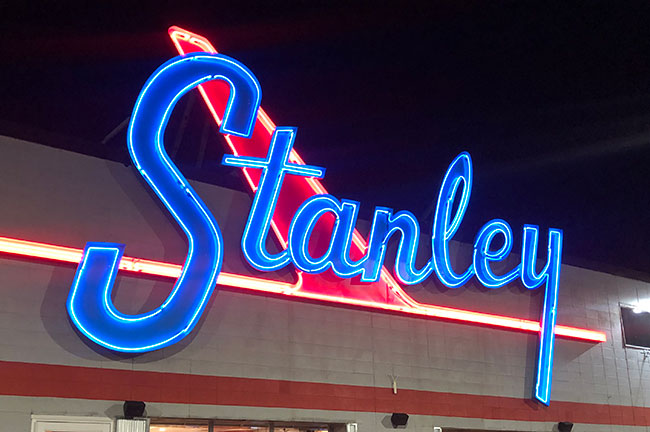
left=222, top=127, right=326, bottom=271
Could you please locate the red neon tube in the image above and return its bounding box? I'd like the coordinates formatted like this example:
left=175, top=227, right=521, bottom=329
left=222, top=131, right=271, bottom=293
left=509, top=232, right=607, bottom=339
left=0, top=235, right=605, bottom=341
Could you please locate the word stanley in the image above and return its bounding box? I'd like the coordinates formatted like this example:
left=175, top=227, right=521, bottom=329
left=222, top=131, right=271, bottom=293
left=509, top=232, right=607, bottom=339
left=67, top=53, right=562, bottom=405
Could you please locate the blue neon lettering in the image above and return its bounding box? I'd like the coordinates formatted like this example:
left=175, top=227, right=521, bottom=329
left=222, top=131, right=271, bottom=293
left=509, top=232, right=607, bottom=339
left=67, top=53, right=261, bottom=352
left=67, top=52, right=566, bottom=405
left=431, top=152, right=474, bottom=288
left=288, top=194, right=344, bottom=273
left=329, top=200, right=370, bottom=278
left=222, top=127, right=325, bottom=271
left=473, top=219, right=519, bottom=288
left=359, top=208, right=433, bottom=284
left=521, top=225, right=563, bottom=405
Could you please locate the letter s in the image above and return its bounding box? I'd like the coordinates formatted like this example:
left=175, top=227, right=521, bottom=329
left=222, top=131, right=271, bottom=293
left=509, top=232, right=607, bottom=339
left=67, top=53, right=262, bottom=352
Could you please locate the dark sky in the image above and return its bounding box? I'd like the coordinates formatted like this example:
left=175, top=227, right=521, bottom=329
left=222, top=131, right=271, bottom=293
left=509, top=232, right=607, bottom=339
left=2, top=2, right=650, bottom=277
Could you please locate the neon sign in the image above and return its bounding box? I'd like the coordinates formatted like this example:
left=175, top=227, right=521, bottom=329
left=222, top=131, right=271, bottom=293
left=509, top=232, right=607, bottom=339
left=66, top=47, right=561, bottom=404
left=68, top=54, right=262, bottom=352
left=0, top=27, right=606, bottom=406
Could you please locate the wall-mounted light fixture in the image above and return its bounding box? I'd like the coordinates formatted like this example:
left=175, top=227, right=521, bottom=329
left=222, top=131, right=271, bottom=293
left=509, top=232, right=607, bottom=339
left=390, top=413, right=409, bottom=428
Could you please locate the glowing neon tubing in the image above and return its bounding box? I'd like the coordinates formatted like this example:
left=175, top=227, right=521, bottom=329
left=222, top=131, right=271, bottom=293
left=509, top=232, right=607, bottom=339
left=167, top=29, right=606, bottom=407
left=222, top=127, right=326, bottom=272
left=0, top=235, right=603, bottom=342
left=67, top=53, right=263, bottom=352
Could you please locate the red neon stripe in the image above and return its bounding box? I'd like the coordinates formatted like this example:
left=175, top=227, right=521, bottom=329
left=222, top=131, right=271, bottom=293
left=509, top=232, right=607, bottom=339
left=0, top=236, right=299, bottom=293
left=0, top=360, right=645, bottom=426
left=0, top=234, right=603, bottom=342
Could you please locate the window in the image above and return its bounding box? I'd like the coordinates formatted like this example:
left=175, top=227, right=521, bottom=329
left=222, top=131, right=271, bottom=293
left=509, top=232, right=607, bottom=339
left=150, top=419, right=333, bottom=432
left=621, top=304, right=650, bottom=349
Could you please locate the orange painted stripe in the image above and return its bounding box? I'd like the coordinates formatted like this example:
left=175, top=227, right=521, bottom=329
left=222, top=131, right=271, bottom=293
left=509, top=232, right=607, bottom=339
left=0, top=360, right=648, bottom=426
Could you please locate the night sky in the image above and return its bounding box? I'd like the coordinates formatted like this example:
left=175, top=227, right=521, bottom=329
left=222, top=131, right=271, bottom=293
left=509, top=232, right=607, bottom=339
left=2, top=2, right=650, bottom=277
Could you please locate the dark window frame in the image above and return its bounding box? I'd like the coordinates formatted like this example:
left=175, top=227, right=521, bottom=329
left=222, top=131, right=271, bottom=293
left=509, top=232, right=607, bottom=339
left=620, top=303, right=650, bottom=350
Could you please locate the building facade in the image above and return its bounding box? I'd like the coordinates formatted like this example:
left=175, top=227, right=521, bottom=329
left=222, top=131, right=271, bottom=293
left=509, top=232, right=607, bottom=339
left=1, top=133, right=650, bottom=432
